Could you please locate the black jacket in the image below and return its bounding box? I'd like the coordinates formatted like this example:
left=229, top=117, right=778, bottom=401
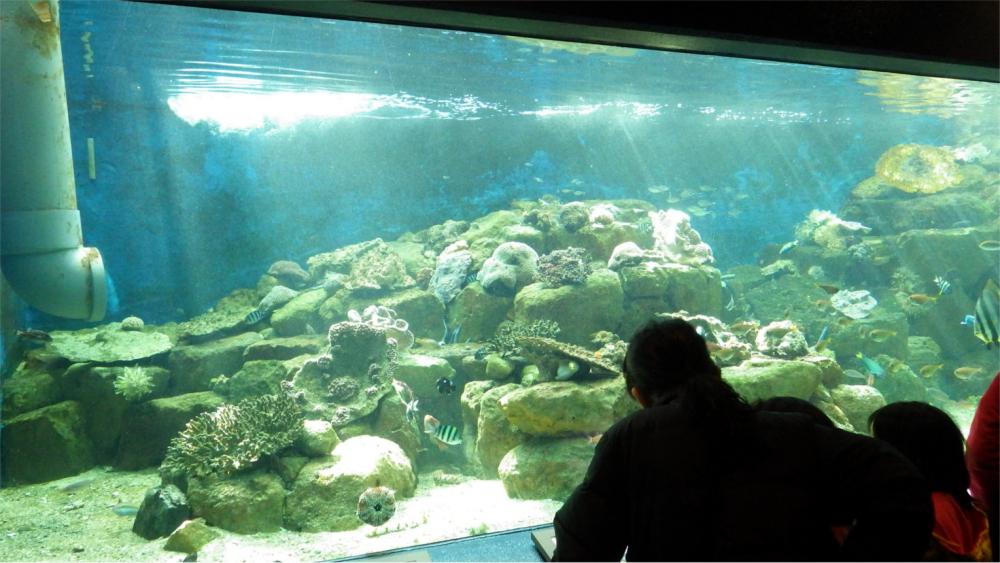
left=553, top=404, right=934, bottom=561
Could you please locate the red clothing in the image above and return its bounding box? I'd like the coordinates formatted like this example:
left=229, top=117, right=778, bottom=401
left=968, top=374, right=999, bottom=509
left=930, top=492, right=992, bottom=561
left=967, top=374, right=999, bottom=560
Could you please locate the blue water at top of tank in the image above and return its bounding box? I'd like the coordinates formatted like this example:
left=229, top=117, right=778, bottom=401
left=34, top=0, right=977, bottom=329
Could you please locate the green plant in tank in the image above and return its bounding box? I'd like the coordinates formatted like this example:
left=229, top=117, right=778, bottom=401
left=113, top=365, right=154, bottom=402
left=161, top=393, right=304, bottom=479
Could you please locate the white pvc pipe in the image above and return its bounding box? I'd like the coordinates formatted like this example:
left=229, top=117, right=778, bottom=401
left=1, top=0, right=106, bottom=321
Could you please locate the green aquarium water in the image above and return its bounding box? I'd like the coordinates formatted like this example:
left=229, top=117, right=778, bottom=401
left=0, top=1, right=997, bottom=561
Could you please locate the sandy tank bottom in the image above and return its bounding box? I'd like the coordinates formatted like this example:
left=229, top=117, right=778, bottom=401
left=0, top=468, right=562, bottom=562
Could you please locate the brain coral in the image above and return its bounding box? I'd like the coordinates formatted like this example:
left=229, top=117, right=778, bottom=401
left=875, top=144, right=962, bottom=194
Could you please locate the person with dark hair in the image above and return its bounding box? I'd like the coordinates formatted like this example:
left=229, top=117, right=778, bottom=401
left=552, top=317, right=933, bottom=561
left=967, top=374, right=999, bottom=561
left=754, top=395, right=835, bottom=428
left=870, top=402, right=993, bottom=561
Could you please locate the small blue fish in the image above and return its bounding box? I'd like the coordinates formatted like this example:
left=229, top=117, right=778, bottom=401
left=112, top=505, right=139, bottom=517
left=961, top=314, right=977, bottom=327
left=856, top=352, right=885, bottom=378
left=243, top=308, right=266, bottom=324
left=814, top=325, right=830, bottom=350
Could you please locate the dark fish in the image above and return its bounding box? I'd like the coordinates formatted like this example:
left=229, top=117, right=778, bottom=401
left=973, top=279, right=1000, bottom=349
left=436, top=377, right=456, bottom=395
left=474, top=347, right=490, bottom=361
left=16, top=329, right=52, bottom=342
left=183, top=553, right=198, bottom=563
left=243, top=308, right=266, bottom=324
left=463, top=271, right=479, bottom=286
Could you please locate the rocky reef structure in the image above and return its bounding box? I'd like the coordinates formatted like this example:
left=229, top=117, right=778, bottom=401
left=348, top=304, right=415, bottom=350
left=794, top=210, right=872, bottom=251
left=754, top=320, right=809, bottom=359
left=515, top=335, right=623, bottom=382
left=874, top=143, right=963, bottom=194
left=830, top=289, right=878, bottom=320
left=536, top=247, right=592, bottom=287
left=428, top=240, right=473, bottom=306
left=649, top=209, right=714, bottom=265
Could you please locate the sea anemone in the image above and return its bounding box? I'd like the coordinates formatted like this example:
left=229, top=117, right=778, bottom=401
left=113, top=365, right=154, bottom=402
left=357, top=485, right=397, bottom=526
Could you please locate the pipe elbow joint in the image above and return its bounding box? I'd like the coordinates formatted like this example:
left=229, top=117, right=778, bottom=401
left=1, top=209, right=107, bottom=321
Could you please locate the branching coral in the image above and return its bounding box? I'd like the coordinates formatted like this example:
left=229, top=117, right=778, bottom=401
left=161, top=393, right=304, bottom=479
left=114, top=365, right=154, bottom=402
left=537, top=247, right=592, bottom=288
left=481, top=320, right=560, bottom=358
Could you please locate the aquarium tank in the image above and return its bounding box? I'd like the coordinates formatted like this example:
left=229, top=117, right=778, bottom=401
left=0, top=0, right=997, bottom=560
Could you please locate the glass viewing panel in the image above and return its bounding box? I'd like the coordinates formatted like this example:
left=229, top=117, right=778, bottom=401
left=0, top=0, right=997, bottom=560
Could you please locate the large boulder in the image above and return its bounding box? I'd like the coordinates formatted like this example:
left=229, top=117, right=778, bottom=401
left=242, top=335, right=326, bottom=362
left=270, top=289, right=328, bottom=337
left=372, top=394, right=421, bottom=462
left=187, top=470, right=286, bottom=534
left=64, top=365, right=169, bottom=462
left=722, top=358, right=822, bottom=403
left=168, top=332, right=262, bottom=394
left=394, top=354, right=456, bottom=398
left=133, top=484, right=191, bottom=540
left=830, top=384, right=886, bottom=433
left=218, top=360, right=289, bottom=402
left=447, top=283, right=512, bottom=343
left=284, top=436, right=415, bottom=532
left=514, top=269, right=624, bottom=346
left=115, top=392, right=226, bottom=470
left=374, top=288, right=444, bottom=340
left=2, top=365, right=61, bottom=418
left=2, top=401, right=95, bottom=484
left=296, top=419, right=341, bottom=458
left=499, top=379, right=625, bottom=436
left=498, top=437, right=595, bottom=501
left=476, top=383, right=527, bottom=478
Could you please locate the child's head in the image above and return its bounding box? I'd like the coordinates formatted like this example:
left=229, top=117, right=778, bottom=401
left=868, top=401, right=970, bottom=506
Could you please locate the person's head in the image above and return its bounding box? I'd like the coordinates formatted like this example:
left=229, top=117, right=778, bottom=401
left=623, top=317, right=722, bottom=406
left=868, top=401, right=971, bottom=506
left=754, top=396, right=835, bottom=428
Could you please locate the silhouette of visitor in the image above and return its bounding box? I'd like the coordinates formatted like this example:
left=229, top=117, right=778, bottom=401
left=870, top=401, right=993, bottom=561
left=553, top=317, right=933, bottom=561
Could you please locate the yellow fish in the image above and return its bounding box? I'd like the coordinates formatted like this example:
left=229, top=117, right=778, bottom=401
left=919, top=364, right=944, bottom=378
left=953, top=366, right=984, bottom=380
left=867, top=329, right=897, bottom=343
left=908, top=293, right=938, bottom=305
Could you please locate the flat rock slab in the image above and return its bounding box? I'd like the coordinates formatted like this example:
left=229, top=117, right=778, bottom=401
left=49, top=329, right=173, bottom=363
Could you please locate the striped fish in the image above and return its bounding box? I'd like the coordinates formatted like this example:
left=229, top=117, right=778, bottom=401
left=973, top=279, right=1000, bottom=349
left=243, top=308, right=266, bottom=324
left=424, top=414, right=462, bottom=449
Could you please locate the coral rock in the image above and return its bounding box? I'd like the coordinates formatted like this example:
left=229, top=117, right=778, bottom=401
left=478, top=242, right=539, bottom=296
left=875, top=143, right=962, bottom=194
left=429, top=240, right=473, bottom=306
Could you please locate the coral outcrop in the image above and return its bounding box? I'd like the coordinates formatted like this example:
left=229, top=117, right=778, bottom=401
left=649, top=209, right=714, bottom=265
left=478, top=241, right=539, bottom=296
left=875, top=143, right=962, bottom=194
left=160, top=393, right=304, bottom=479
left=428, top=240, right=473, bottom=306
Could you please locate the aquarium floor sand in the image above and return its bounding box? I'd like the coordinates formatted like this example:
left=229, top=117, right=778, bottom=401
left=0, top=468, right=561, bottom=562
